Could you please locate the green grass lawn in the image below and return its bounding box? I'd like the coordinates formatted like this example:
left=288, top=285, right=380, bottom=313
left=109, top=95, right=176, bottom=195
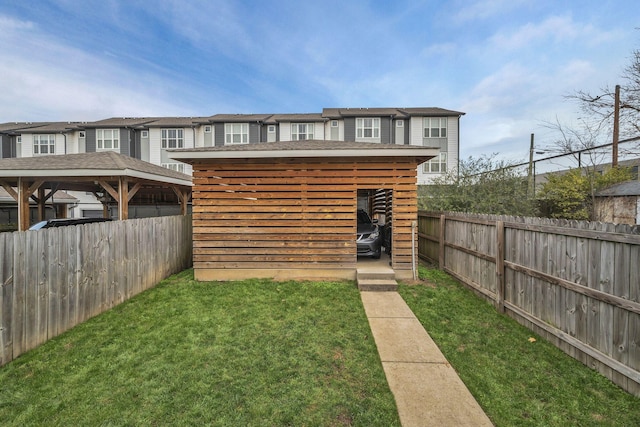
left=0, top=270, right=400, bottom=426
left=399, top=265, right=640, bottom=427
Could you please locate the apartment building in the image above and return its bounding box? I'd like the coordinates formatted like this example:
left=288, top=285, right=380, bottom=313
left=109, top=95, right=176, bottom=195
left=0, top=106, right=464, bottom=217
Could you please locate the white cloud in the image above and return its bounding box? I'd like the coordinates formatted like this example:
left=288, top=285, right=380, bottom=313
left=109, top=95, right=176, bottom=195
left=489, top=15, right=616, bottom=51
left=453, top=0, right=530, bottom=23
left=0, top=13, right=197, bottom=120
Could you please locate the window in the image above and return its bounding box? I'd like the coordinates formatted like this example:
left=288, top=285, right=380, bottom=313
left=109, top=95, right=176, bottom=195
left=268, top=125, right=276, bottom=133
left=423, top=152, right=447, bottom=173
left=356, top=118, right=380, bottom=139
left=423, top=117, right=447, bottom=138
left=33, top=134, right=55, bottom=155
left=291, top=123, right=314, bottom=140
left=162, top=163, right=185, bottom=173
left=204, top=125, right=212, bottom=133
left=97, top=129, right=120, bottom=151
left=79, top=131, right=86, bottom=138
left=225, top=123, right=249, bottom=144
left=161, top=128, right=184, bottom=149
left=397, top=120, right=404, bottom=127
left=331, top=120, right=339, bottom=127
left=141, top=130, right=149, bottom=138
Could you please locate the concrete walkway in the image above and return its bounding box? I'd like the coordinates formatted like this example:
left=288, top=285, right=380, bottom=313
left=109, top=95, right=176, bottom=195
left=360, top=291, right=493, bottom=427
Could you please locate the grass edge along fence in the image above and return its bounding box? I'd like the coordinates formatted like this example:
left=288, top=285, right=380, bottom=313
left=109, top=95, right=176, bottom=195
left=0, top=215, right=193, bottom=367
left=418, top=211, right=640, bottom=396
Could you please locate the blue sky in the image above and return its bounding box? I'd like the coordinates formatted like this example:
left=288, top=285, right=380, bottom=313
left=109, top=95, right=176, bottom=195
left=0, top=0, right=637, bottom=162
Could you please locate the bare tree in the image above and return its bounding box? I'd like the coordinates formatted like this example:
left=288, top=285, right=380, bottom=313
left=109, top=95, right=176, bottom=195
left=567, top=45, right=640, bottom=142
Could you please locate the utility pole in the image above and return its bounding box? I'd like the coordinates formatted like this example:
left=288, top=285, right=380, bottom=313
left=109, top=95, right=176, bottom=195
left=528, top=133, right=535, bottom=197
left=612, top=84, right=620, bottom=167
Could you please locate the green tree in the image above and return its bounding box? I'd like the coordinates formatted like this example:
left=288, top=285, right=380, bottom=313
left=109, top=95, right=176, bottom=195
left=537, top=167, right=633, bottom=220
left=419, top=155, right=535, bottom=216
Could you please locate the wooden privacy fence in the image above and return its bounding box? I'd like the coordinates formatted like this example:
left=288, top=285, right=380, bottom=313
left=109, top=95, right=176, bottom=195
left=0, top=215, right=192, bottom=367
left=418, top=211, right=640, bottom=396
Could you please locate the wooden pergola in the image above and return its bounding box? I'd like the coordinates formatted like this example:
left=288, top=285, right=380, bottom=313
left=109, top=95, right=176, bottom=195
left=0, top=151, right=192, bottom=231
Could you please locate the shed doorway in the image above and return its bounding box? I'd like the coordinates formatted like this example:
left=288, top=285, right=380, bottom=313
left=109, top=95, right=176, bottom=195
left=357, top=188, right=392, bottom=265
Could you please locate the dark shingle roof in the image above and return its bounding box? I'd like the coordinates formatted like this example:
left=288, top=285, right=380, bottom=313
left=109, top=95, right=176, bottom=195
left=208, top=114, right=274, bottom=123
left=83, top=117, right=158, bottom=128
left=322, top=107, right=465, bottom=118
left=0, top=122, right=49, bottom=132
left=596, top=181, right=640, bottom=197
left=266, top=113, right=327, bottom=123
left=399, top=107, right=465, bottom=116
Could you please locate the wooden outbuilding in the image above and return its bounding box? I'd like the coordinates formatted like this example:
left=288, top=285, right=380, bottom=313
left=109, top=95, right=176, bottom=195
left=594, top=180, right=640, bottom=225
left=170, top=140, right=438, bottom=281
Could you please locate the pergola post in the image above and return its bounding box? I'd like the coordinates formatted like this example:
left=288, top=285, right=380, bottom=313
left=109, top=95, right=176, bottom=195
left=172, top=186, right=191, bottom=215
left=118, top=177, right=129, bottom=220
left=37, top=187, right=46, bottom=222
left=17, top=178, right=30, bottom=231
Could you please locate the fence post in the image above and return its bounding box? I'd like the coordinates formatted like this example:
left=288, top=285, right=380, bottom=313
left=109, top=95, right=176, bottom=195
left=496, top=220, right=505, bottom=313
left=439, top=214, right=446, bottom=268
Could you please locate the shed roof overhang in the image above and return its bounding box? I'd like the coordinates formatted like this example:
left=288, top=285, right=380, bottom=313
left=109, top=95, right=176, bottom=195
left=169, top=140, right=440, bottom=163
left=0, top=151, right=192, bottom=230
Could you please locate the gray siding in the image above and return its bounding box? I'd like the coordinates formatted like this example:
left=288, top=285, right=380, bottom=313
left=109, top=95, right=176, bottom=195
left=403, top=121, right=410, bottom=145
left=380, top=117, right=391, bottom=144
left=129, top=130, right=141, bottom=159
left=249, top=123, right=260, bottom=143
left=119, top=129, right=130, bottom=157
left=85, top=129, right=96, bottom=152
left=1, top=135, right=10, bottom=158
left=214, top=123, right=225, bottom=147
left=344, top=117, right=355, bottom=141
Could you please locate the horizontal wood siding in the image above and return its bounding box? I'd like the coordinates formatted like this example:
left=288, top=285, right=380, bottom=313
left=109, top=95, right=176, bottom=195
left=192, top=157, right=420, bottom=277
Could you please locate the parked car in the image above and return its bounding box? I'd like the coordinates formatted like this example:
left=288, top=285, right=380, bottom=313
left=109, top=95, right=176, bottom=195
left=29, top=217, right=112, bottom=230
left=357, top=209, right=383, bottom=259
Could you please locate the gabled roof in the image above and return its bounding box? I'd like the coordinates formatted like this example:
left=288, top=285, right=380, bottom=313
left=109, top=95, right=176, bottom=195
left=322, top=108, right=405, bottom=118
left=15, top=122, right=84, bottom=133
left=399, top=107, right=466, bottom=116
left=208, top=114, right=274, bottom=123
left=322, top=107, right=465, bottom=118
left=0, top=122, right=49, bottom=133
left=144, top=117, right=209, bottom=127
left=265, top=113, right=327, bottom=124
left=0, top=151, right=191, bottom=186
left=83, top=117, right=158, bottom=128
left=596, top=181, right=640, bottom=197
left=169, top=140, right=439, bottom=162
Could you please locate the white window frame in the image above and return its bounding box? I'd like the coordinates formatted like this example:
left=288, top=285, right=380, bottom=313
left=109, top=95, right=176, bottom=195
left=291, top=123, right=314, bottom=140
left=204, top=125, right=212, bottom=133
left=225, top=123, right=249, bottom=144
left=267, top=125, right=276, bottom=133
left=331, top=120, right=339, bottom=127
left=356, top=118, right=380, bottom=139
left=161, top=128, right=184, bottom=149
left=162, top=163, right=185, bottom=173
left=396, top=120, right=404, bottom=128
left=423, top=117, right=447, bottom=138
left=33, top=134, right=56, bottom=155
left=79, top=131, right=86, bottom=138
left=141, top=130, right=149, bottom=138
left=96, top=129, right=120, bottom=151
left=423, top=152, right=448, bottom=173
